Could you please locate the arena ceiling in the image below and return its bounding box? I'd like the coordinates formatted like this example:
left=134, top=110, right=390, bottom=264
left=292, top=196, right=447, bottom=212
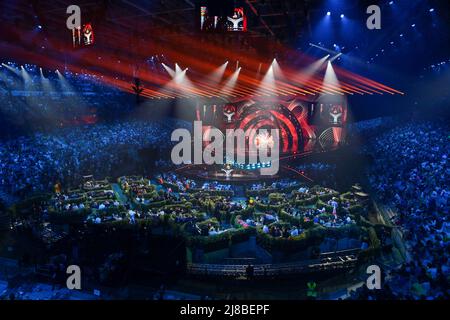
left=5, top=1, right=445, bottom=100
left=1, top=0, right=315, bottom=46
left=4, top=1, right=448, bottom=64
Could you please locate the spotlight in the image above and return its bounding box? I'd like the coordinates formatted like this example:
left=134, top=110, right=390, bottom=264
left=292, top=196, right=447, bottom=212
left=411, top=24, right=416, bottom=27
left=327, top=11, right=331, bottom=16
left=389, top=1, right=394, bottom=5
left=340, top=14, right=344, bottom=18
left=429, top=8, right=434, bottom=12
left=37, top=25, right=42, bottom=29
left=329, top=53, right=342, bottom=63
left=400, top=33, right=403, bottom=37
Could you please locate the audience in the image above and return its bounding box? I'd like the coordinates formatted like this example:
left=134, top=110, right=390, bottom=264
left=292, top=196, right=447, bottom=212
left=348, top=120, right=449, bottom=300
left=0, top=120, right=189, bottom=204
left=1, top=61, right=449, bottom=299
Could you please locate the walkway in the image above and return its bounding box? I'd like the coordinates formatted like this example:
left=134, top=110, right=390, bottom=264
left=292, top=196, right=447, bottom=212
left=112, top=183, right=129, bottom=205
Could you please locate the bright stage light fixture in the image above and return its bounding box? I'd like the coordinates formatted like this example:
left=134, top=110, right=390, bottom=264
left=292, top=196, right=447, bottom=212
left=309, top=43, right=340, bottom=56
left=323, top=61, right=342, bottom=95
left=329, top=53, right=343, bottom=63
left=162, top=63, right=175, bottom=78
left=221, top=67, right=241, bottom=96
left=208, top=62, right=229, bottom=84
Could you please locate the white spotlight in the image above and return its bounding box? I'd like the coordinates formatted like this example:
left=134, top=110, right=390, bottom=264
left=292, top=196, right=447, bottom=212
left=221, top=67, right=241, bottom=95
left=329, top=53, right=343, bottom=63
left=208, top=62, right=228, bottom=84
left=175, top=63, right=182, bottom=74
left=162, top=63, right=175, bottom=78
left=323, top=61, right=342, bottom=94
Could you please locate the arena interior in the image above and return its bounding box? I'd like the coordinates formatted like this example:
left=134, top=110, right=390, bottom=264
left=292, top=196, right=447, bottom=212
left=0, top=0, right=449, bottom=305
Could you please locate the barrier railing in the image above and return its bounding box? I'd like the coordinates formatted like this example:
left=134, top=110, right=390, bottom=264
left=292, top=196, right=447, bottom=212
left=187, top=250, right=359, bottom=278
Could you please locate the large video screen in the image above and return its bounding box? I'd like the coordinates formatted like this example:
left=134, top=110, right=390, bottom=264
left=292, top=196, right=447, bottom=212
left=200, top=4, right=247, bottom=32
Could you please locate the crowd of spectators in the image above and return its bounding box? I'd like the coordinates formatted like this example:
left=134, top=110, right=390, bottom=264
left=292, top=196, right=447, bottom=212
left=349, top=119, right=449, bottom=300
left=249, top=180, right=299, bottom=191
left=159, top=173, right=232, bottom=193
left=2, top=59, right=449, bottom=299
left=0, top=119, right=190, bottom=204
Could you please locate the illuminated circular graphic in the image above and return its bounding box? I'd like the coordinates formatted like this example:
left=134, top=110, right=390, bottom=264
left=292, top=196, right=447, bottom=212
left=233, top=101, right=304, bottom=154
left=255, top=131, right=275, bottom=149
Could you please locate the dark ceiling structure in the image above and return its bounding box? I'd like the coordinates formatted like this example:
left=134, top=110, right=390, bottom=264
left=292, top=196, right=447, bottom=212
left=1, top=0, right=314, bottom=46
left=2, top=1, right=448, bottom=66
left=1, top=1, right=449, bottom=97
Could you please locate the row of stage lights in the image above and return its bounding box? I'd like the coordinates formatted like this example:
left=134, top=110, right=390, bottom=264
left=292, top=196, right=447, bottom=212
left=388, top=0, right=434, bottom=11
left=322, top=2, right=435, bottom=65
left=388, top=0, right=435, bottom=12
left=2, top=45, right=404, bottom=99
left=326, top=12, right=345, bottom=19
left=0, top=62, right=107, bottom=83
left=324, top=2, right=435, bottom=20
left=426, top=58, right=450, bottom=71
left=366, top=5, right=437, bottom=64
left=300, top=0, right=437, bottom=65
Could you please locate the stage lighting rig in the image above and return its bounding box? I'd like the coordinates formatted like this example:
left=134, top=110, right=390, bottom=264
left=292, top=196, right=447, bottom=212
left=309, top=43, right=342, bottom=56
